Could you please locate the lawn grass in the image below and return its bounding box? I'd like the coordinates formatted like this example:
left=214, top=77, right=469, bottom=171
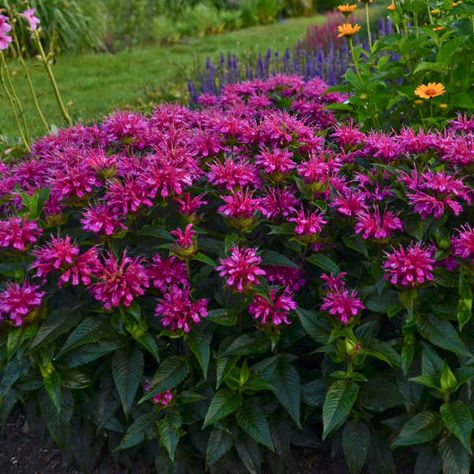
left=0, top=15, right=324, bottom=138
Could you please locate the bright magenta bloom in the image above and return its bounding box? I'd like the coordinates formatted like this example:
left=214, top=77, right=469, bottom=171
left=208, top=158, right=260, bottom=190
left=384, top=243, right=435, bottom=288
left=0, top=217, right=42, bottom=251
left=452, top=225, right=474, bottom=265
left=147, top=255, right=188, bottom=293
left=175, top=192, right=207, bottom=215
left=81, top=204, right=127, bottom=236
left=321, top=288, right=364, bottom=325
left=171, top=223, right=196, bottom=249
left=155, top=285, right=208, bottom=332
left=265, top=265, right=306, bottom=292
left=260, top=187, right=299, bottom=219
left=218, top=189, right=261, bottom=219
left=255, top=148, right=296, bottom=175
left=0, top=281, right=45, bottom=326
left=355, top=207, right=403, bottom=240
left=58, top=248, right=101, bottom=287
left=144, top=382, right=173, bottom=407
left=288, top=207, right=327, bottom=236
left=249, top=289, right=297, bottom=326
left=90, top=251, right=149, bottom=309
left=0, top=15, right=12, bottom=50
left=20, top=8, right=40, bottom=31
left=217, top=247, right=266, bottom=293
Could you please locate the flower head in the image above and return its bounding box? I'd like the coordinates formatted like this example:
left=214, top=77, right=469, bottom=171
left=147, top=255, right=188, bottom=293
left=217, top=246, right=266, bottom=293
left=452, top=225, right=474, bottom=265
left=0, top=217, right=42, bottom=251
left=20, top=8, right=40, bottom=31
left=89, top=251, right=149, bottom=309
left=321, top=288, right=364, bottom=324
left=414, top=83, right=446, bottom=99
left=171, top=223, right=196, bottom=252
left=0, top=14, right=12, bottom=50
left=155, top=285, right=208, bottom=332
left=355, top=207, right=403, bottom=241
left=0, top=281, right=45, bottom=327
left=81, top=204, right=127, bottom=236
left=337, top=23, right=361, bottom=38
left=384, top=243, right=435, bottom=288
left=288, top=208, right=327, bottom=236
left=249, top=290, right=297, bottom=326
left=265, top=265, right=306, bottom=292
left=337, top=4, right=358, bottom=14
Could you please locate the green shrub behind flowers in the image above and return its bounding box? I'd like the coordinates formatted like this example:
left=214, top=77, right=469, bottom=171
left=332, top=0, right=474, bottom=130
left=0, top=76, right=474, bottom=473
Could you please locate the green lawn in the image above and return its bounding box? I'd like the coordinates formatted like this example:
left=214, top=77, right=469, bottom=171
left=0, top=15, right=323, bottom=138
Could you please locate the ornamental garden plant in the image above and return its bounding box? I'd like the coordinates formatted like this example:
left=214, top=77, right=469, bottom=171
left=1, top=3, right=474, bottom=474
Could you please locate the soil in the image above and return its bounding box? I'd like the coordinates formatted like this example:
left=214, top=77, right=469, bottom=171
left=0, top=410, right=351, bottom=474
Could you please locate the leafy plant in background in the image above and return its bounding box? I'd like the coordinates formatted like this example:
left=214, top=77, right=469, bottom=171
left=0, top=73, right=473, bottom=473
left=332, top=0, right=474, bottom=129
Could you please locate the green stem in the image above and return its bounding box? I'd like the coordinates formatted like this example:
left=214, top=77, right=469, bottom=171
left=0, top=52, right=31, bottom=145
left=33, top=30, right=72, bottom=126
left=12, top=29, right=49, bottom=132
left=0, top=56, right=30, bottom=151
left=365, top=3, right=372, bottom=51
left=414, top=12, right=419, bottom=38
left=349, top=37, right=362, bottom=80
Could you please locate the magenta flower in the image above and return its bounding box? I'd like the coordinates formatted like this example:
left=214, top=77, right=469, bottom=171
left=208, top=158, right=260, bottom=190
left=384, top=243, right=435, bottom=288
left=297, top=152, right=340, bottom=189
left=331, top=190, right=366, bottom=217
left=218, top=189, right=261, bottom=219
left=20, top=8, right=40, bottom=31
left=31, top=235, right=80, bottom=281
left=51, top=164, right=100, bottom=200
left=58, top=247, right=101, bottom=287
left=155, top=285, right=208, bottom=332
left=321, top=288, right=364, bottom=325
left=0, top=15, right=12, bottom=50
left=0, top=281, right=45, bottom=327
left=175, top=192, right=207, bottom=216
left=355, top=207, right=403, bottom=241
left=144, top=382, right=174, bottom=407
left=0, top=217, right=42, bottom=251
left=255, top=148, right=296, bottom=175
left=81, top=204, right=127, bottom=236
left=217, top=246, right=266, bottom=293
left=89, top=251, right=149, bottom=309
left=331, top=122, right=365, bottom=148
left=171, top=223, right=196, bottom=250
left=265, top=265, right=306, bottom=292
left=105, top=178, right=153, bottom=215
left=260, top=187, right=299, bottom=219
left=288, top=208, right=327, bottom=236
left=452, top=225, right=474, bottom=265
left=147, top=255, right=188, bottom=293
left=249, top=289, right=297, bottom=326
left=321, top=272, right=347, bottom=291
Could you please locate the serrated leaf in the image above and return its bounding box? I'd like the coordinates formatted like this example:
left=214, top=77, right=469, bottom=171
left=414, top=446, right=442, bottom=474
left=159, top=414, right=182, bottom=461
left=192, top=252, right=216, bottom=268
left=112, top=347, right=144, bottom=415
left=295, top=307, right=331, bottom=343
left=58, top=317, right=106, bottom=356
left=203, top=389, right=242, bottom=428
left=342, top=421, right=370, bottom=474
left=365, top=340, right=400, bottom=367
left=322, top=380, right=359, bottom=439
left=421, top=342, right=444, bottom=376
left=116, top=412, right=159, bottom=450
left=301, top=379, right=326, bottom=407
left=141, top=356, right=189, bottom=402
left=307, top=253, right=339, bottom=274
left=439, top=437, right=470, bottom=474
left=393, top=411, right=441, bottom=447
left=417, top=315, right=470, bottom=357
left=440, top=402, right=473, bottom=453
left=236, top=403, right=274, bottom=450
left=207, top=309, right=238, bottom=326
left=30, top=308, right=81, bottom=350
left=260, top=249, right=299, bottom=268
left=216, top=356, right=239, bottom=389
left=185, top=331, right=210, bottom=379
left=219, top=333, right=270, bottom=358
left=457, top=270, right=473, bottom=331
left=206, top=426, right=233, bottom=465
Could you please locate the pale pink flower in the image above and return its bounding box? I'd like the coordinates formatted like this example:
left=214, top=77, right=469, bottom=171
left=20, top=8, right=40, bottom=31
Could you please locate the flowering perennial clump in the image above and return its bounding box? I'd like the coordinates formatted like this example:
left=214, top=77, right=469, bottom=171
left=1, top=74, right=474, bottom=472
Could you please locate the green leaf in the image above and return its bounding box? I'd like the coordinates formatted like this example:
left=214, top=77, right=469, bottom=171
left=219, top=333, right=270, bottom=358
left=185, top=331, right=210, bottom=379
left=260, top=249, right=299, bottom=268
left=457, top=269, right=473, bottom=330
left=322, top=380, right=359, bottom=439
left=342, top=421, right=370, bottom=474
left=116, top=412, right=159, bottom=450
left=342, top=235, right=368, bottom=258
left=159, top=414, right=182, bottom=461
left=295, top=307, right=331, bottom=344
left=58, top=317, right=106, bottom=356
left=206, top=426, right=234, bottom=466
left=414, top=446, right=441, bottom=474
left=359, top=379, right=404, bottom=412
left=192, top=252, right=216, bottom=268
left=392, top=411, right=442, bottom=447
left=141, top=356, right=189, bottom=402
left=421, top=342, right=444, bottom=376
left=413, top=61, right=448, bottom=74
left=417, top=315, right=470, bottom=357
left=301, top=379, right=326, bottom=407
left=236, top=403, right=274, bottom=450
left=364, top=340, right=400, bottom=367
left=112, top=347, right=144, bottom=415
left=439, top=437, right=471, bottom=474
left=203, top=389, right=242, bottom=428
left=440, top=402, right=473, bottom=453
left=216, top=356, right=239, bottom=389
left=207, top=309, right=238, bottom=326
left=43, top=370, right=62, bottom=413
left=30, top=308, right=81, bottom=350
left=307, top=253, right=340, bottom=274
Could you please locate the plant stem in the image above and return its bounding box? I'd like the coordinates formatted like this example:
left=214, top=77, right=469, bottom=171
left=414, top=12, right=419, bottom=37
left=0, top=56, right=30, bottom=151
left=365, top=3, right=372, bottom=51
left=349, top=37, right=362, bottom=80
left=33, top=30, right=72, bottom=126
left=12, top=29, right=49, bottom=132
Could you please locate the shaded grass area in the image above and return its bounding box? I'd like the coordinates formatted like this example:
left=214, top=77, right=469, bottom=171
left=0, top=15, right=323, bottom=138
